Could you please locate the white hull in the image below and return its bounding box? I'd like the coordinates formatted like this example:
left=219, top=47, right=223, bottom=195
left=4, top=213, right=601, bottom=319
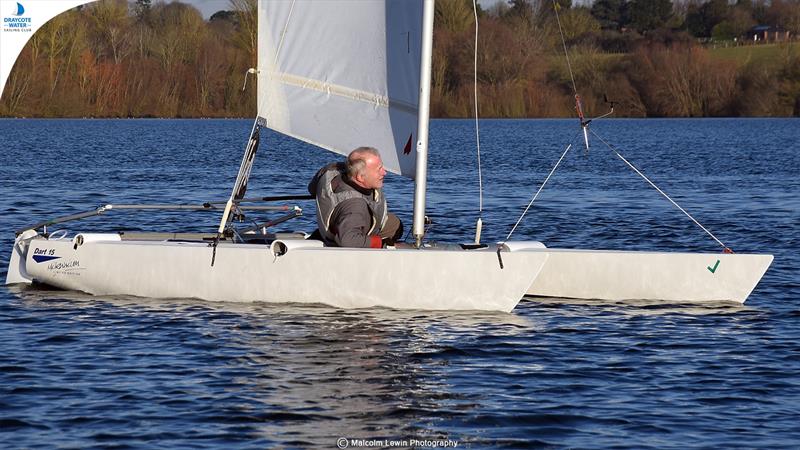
left=526, top=249, right=773, bottom=304
left=10, top=235, right=548, bottom=313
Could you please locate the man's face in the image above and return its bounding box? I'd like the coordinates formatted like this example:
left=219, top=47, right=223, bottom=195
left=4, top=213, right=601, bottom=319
left=357, top=153, right=386, bottom=190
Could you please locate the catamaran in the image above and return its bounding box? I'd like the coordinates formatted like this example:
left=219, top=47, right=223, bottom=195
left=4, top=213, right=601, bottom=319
left=4, top=0, right=772, bottom=310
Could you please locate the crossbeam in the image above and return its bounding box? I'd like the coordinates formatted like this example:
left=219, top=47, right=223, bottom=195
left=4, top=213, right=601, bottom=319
left=15, top=199, right=306, bottom=236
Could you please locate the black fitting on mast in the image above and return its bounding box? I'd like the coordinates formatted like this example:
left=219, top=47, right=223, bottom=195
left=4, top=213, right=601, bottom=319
left=575, top=94, right=590, bottom=152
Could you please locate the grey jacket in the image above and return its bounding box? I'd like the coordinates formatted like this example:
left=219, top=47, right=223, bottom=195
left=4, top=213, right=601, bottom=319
left=308, top=163, right=388, bottom=248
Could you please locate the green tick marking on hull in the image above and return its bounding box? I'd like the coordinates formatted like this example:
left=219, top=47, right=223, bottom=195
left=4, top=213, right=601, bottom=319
left=708, top=259, right=720, bottom=274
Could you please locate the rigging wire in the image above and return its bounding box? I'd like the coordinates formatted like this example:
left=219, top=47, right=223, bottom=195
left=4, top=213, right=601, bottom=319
left=212, top=116, right=262, bottom=266
left=502, top=136, right=578, bottom=243
left=498, top=0, right=595, bottom=248
left=589, top=129, right=731, bottom=251
left=472, top=0, right=484, bottom=244
left=275, top=0, right=297, bottom=64
left=500, top=0, right=729, bottom=253
left=552, top=0, right=590, bottom=150
left=552, top=0, right=578, bottom=97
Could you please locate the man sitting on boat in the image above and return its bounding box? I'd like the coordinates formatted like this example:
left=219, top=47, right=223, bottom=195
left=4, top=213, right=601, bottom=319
left=308, top=147, right=403, bottom=248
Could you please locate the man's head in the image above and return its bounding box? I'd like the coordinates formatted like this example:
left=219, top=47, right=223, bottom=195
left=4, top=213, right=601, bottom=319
left=347, top=147, right=386, bottom=190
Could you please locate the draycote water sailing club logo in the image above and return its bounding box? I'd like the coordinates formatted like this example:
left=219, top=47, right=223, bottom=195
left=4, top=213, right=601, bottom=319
left=3, top=2, right=32, bottom=32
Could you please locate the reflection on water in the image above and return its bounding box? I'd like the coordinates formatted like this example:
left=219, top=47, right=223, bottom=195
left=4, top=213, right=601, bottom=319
left=524, top=295, right=751, bottom=317
left=5, top=285, right=541, bottom=446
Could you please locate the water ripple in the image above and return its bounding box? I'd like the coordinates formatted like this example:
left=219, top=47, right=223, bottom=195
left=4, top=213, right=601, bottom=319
left=1, top=119, right=799, bottom=448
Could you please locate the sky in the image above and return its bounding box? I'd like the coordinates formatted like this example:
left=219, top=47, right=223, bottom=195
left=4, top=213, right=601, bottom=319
left=182, top=0, right=504, bottom=19
left=183, top=0, right=228, bottom=18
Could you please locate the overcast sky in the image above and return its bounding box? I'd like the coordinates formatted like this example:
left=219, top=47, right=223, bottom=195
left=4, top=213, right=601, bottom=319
left=181, top=0, right=228, bottom=18
left=182, top=0, right=503, bottom=19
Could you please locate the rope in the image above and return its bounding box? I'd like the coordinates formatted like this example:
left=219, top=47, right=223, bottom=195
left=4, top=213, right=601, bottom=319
left=552, top=0, right=588, bottom=153
left=213, top=116, right=261, bottom=265
left=552, top=0, right=578, bottom=97
left=472, top=0, right=483, bottom=216
left=502, top=137, right=577, bottom=243
left=275, top=0, right=297, bottom=64
left=589, top=129, right=729, bottom=250
left=507, top=2, right=727, bottom=252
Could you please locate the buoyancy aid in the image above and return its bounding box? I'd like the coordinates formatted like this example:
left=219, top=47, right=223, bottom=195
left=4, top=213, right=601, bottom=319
left=311, top=163, right=388, bottom=244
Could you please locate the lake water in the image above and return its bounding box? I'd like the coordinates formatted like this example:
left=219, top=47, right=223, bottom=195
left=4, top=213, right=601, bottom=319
left=1, top=118, right=798, bottom=448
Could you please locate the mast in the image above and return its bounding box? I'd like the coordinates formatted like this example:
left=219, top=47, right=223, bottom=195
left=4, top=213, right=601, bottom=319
left=412, top=0, right=435, bottom=248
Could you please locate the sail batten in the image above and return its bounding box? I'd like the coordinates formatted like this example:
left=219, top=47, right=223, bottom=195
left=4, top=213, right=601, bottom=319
left=257, top=0, right=423, bottom=177
left=267, top=72, right=419, bottom=115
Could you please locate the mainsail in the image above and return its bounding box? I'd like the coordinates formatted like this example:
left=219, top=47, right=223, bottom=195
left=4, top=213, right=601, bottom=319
left=257, top=0, right=423, bottom=178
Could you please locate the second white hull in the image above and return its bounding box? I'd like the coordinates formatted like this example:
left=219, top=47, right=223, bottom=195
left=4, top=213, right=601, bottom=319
left=526, top=249, right=773, bottom=304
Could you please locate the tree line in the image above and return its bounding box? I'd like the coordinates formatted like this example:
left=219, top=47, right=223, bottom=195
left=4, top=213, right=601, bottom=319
left=1, top=0, right=256, bottom=118
left=432, top=0, right=800, bottom=117
left=1, top=0, right=799, bottom=118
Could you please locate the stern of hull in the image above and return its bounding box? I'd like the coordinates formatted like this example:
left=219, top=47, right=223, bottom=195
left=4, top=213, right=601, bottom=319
left=6, top=230, right=38, bottom=285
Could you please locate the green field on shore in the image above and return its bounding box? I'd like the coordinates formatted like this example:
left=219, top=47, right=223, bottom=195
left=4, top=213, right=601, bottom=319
left=708, top=42, right=800, bottom=67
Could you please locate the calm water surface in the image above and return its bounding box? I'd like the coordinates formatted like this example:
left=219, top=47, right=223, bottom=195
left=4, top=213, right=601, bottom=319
left=1, top=118, right=798, bottom=448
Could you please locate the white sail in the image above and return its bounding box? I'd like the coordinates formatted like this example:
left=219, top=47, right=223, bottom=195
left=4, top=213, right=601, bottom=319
left=257, top=0, right=423, bottom=178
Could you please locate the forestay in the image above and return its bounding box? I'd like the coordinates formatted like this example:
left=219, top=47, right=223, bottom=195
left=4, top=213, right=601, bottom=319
left=257, top=0, right=423, bottom=178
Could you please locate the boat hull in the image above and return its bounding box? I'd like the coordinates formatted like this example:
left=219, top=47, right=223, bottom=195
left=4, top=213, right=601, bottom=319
left=526, top=249, right=773, bottom=304
left=15, top=236, right=547, bottom=312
